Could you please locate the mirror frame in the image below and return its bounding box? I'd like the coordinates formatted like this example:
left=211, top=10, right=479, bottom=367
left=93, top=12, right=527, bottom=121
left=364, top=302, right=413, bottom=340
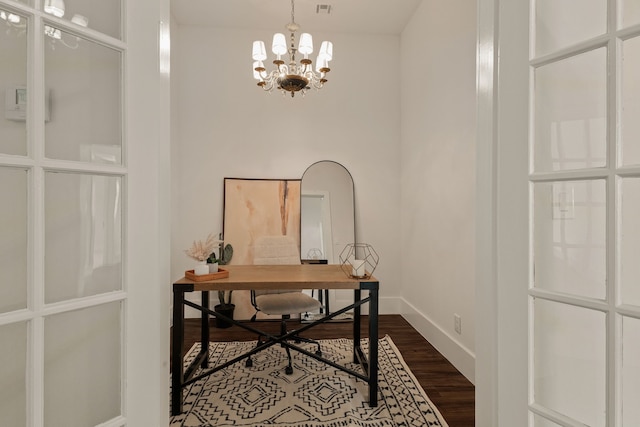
left=300, top=160, right=356, bottom=264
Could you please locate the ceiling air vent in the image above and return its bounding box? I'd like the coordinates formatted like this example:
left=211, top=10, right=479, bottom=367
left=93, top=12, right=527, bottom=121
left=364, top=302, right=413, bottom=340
left=316, top=4, right=332, bottom=14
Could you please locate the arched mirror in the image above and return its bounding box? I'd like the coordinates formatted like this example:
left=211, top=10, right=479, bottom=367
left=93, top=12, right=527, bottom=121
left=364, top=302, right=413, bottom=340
left=300, top=161, right=355, bottom=264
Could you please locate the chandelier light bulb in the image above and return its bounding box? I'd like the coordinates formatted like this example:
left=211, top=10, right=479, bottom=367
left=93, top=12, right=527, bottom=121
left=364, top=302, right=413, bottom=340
left=252, top=40, right=267, bottom=61
left=298, top=33, right=313, bottom=57
left=44, top=0, right=66, bottom=18
left=271, top=33, right=287, bottom=57
left=318, top=41, right=333, bottom=61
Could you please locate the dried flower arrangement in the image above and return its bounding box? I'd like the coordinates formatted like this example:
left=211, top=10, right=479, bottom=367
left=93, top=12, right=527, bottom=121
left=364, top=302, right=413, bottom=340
left=185, top=233, right=222, bottom=262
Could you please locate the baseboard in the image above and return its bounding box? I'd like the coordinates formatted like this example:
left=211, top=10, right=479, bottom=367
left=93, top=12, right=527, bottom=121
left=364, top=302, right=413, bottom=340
left=400, top=298, right=476, bottom=384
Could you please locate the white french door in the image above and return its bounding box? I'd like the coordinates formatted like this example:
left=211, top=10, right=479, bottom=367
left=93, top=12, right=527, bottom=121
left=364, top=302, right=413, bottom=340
left=478, top=0, right=640, bottom=425
left=0, top=0, right=170, bottom=425
left=529, top=1, right=640, bottom=426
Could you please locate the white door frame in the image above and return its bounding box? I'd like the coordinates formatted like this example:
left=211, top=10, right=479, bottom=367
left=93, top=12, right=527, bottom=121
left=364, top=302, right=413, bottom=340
left=476, top=0, right=530, bottom=425
left=124, top=0, right=171, bottom=425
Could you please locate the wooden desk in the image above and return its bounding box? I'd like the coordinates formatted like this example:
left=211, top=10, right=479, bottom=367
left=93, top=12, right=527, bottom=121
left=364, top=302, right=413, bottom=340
left=171, top=264, right=379, bottom=416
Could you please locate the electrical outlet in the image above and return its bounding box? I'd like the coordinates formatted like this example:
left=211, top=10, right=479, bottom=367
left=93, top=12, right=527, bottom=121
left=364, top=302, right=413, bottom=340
left=454, top=314, right=462, bottom=334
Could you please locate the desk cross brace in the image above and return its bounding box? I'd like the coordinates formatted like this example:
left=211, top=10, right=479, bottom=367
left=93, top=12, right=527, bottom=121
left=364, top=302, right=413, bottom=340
left=181, top=295, right=372, bottom=386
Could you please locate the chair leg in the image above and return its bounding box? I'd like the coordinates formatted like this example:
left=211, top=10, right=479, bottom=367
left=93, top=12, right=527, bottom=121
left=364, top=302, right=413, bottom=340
left=292, top=335, right=322, bottom=356
left=245, top=335, right=264, bottom=368
left=247, top=317, right=323, bottom=374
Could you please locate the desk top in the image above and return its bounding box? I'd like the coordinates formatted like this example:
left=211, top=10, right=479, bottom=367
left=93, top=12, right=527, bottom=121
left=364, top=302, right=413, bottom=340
left=173, top=264, right=378, bottom=291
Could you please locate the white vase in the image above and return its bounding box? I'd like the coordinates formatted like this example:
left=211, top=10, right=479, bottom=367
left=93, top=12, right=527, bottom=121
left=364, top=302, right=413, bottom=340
left=208, top=263, right=219, bottom=273
left=194, top=262, right=209, bottom=275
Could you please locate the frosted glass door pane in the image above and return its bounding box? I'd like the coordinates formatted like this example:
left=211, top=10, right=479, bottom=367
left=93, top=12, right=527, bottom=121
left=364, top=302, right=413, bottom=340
left=622, top=0, right=640, bottom=27
left=533, top=299, right=606, bottom=426
left=0, top=322, right=27, bottom=427
left=533, top=180, right=606, bottom=299
left=45, top=172, right=122, bottom=304
left=534, top=0, right=606, bottom=56
left=622, top=316, right=640, bottom=426
left=44, top=302, right=121, bottom=426
left=621, top=36, right=640, bottom=166
left=0, top=9, right=28, bottom=156
left=533, top=49, right=607, bottom=172
left=620, top=178, right=640, bottom=306
left=0, top=167, right=28, bottom=314
left=41, top=0, right=121, bottom=39
left=44, top=31, right=122, bottom=164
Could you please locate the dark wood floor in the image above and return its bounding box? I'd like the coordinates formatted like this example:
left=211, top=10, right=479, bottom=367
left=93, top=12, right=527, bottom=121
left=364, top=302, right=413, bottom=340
left=174, top=314, right=474, bottom=427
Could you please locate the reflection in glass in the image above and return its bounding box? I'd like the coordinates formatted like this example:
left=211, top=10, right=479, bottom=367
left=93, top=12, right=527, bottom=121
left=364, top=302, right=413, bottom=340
left=44, top=302, right=121, bottom=425
left=621, top=36, right=640, bottom=166
left=533, top=49, right=607, bottom=172
left=45, top=172, right=122, bottom=304
left=45, top=29, right=122, bottom=164
left=0, top=322, right=27, bottom=427
left=534, top=0, right=606, bottom=56
left=533, top=180, right=606, bottom=299
left=622, top=316, right=640, bottom=426
left=0, top=167, right=28, bottom=314
left=620, top=178, right=640, bottom=306
left=41, top=0, right=121, bottom=39
left=0, top=9, right=28, bottom=156
left=533, top=299, right=606, bottom=426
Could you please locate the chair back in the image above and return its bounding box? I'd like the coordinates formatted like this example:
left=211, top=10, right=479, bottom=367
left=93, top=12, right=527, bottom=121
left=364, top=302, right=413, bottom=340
left=252, top=236, right=301, bottom=297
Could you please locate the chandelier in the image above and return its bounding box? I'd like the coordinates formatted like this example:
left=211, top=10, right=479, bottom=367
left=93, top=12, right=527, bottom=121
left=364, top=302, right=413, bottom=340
left=251, top=0, right=333, bottom=98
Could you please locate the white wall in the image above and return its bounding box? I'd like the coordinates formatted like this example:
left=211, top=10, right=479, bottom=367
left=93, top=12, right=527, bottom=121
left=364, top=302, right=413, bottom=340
left=171, top=25, right=402, bottom=314
left=400, top=0, right=477, bottom=381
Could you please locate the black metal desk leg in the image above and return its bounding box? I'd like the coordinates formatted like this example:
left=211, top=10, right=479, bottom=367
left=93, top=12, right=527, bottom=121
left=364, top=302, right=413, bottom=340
left=201, top=291, right=209, bottom=368
left=324, top=289, right=330, bottom=314
left=368, top=287, right=379, bottom=407
left=353, top=289, right=361, bottom=363
left=171, top=288, right=186, bottom=416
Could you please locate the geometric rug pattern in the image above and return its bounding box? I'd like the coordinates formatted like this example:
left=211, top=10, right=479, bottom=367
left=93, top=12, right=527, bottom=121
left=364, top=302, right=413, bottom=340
left=170, top=336, right=449, bottom=426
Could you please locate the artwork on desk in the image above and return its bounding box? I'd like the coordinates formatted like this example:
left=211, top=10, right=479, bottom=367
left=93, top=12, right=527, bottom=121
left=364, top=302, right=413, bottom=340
left=223, top=178, right=301, bottom=320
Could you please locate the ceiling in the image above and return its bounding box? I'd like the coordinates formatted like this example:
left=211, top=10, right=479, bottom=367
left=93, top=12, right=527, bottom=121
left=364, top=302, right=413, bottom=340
left=170, top=0, right=423, bottom=35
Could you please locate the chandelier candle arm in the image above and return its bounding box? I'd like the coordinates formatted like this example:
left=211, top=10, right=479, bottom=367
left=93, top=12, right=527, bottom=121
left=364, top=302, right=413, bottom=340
left=251, top=0, right=333, bottom=98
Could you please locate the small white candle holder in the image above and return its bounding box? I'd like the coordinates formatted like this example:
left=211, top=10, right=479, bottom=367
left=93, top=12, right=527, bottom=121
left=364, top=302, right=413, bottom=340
left=339, top=243, right=379, bottom=279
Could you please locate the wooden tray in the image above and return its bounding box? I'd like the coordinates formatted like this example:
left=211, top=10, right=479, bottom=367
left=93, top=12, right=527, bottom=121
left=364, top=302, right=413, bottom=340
left=185, top=268, right=229, bottom=282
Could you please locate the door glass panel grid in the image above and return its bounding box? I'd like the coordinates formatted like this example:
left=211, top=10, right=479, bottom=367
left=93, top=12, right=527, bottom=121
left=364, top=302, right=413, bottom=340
left=620, top=313, right=640, bottom=426
left=529, top=0, right=640, bottom=427
left=0, top=0, right=127, bottom=425
left=617, top=175, right=640, bottom=308
left=532, top=48, right=608, bottom=173
left=530, top=296, right=608, bottom=426
left=0, top=166, right=29, bottom=314
left=43, top=301, right=123, bottom=426
left=0, top=6, right=29, bottom=157
left=533, top=0, right=608, bottom=57
left=620, top=34, right=640, bottom=166
left=43, top=29, right=123, bottom=165
left=44, top=171, right=123, bottom=305
left=532, top=179, right=607, bottom=300
left=620, top=0, right=640, bottom=29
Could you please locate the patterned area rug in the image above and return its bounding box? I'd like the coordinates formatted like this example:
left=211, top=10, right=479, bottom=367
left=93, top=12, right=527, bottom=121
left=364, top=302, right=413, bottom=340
left=171, top=336, right=448, bottom=427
